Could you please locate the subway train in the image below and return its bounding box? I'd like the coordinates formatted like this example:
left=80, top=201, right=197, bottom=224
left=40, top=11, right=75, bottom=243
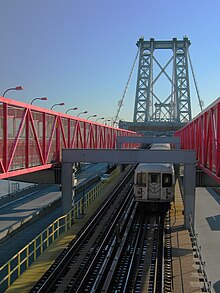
left=134, top=143, right=175, bottom=209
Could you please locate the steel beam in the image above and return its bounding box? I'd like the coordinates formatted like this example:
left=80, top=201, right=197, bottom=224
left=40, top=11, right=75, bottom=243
left=133, top=37, right=192, bottom=123
left=61, top=163, right=74, bottom=215
left=184, top=164, right=196, bottom=227
left=136, top=37, right=191, bottom=50
left=62, top=149, right=195, bottom=164
left=62, top=148, right=196, bottom=228
left=116, top=136, right=181, bottom=148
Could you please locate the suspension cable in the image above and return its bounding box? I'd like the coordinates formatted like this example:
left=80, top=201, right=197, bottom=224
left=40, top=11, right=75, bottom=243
left=113, top=48, right=140, bottom=127
left=188, top=50, right=203, bottom=112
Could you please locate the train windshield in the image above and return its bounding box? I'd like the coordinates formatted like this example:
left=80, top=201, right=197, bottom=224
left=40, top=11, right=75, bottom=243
left=150, top=173, right=159, bottom=183
left=136, top=172, right=147, bottom=187
left=162, top=173, right=172, bottom=187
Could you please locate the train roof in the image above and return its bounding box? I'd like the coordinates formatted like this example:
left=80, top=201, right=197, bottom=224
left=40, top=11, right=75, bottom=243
left=135, top=163, right=173, bottom=173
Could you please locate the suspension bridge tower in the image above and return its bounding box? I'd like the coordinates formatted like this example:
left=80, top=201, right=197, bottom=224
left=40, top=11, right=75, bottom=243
left=120, top=37, right=192, bottom=135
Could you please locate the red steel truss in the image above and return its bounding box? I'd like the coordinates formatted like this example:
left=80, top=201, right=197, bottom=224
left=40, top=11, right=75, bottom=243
left=175, top=97, right=220, bottom=184
left=0, top=97, right=138, bottom=179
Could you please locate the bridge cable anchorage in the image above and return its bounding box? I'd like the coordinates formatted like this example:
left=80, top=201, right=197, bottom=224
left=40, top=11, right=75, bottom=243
left=113, top=47, right=140, bottom=127
left=187, top=50, right=204, bottom=112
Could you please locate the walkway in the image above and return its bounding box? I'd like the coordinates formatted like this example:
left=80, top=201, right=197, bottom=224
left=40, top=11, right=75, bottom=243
left=195, top=187, right=220, bottom=293
left=171, top=181, right=202, bottom=292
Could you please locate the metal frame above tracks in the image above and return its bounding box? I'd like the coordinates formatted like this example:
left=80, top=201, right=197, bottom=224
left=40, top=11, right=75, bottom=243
left=62, top=148, right=196, bottom=228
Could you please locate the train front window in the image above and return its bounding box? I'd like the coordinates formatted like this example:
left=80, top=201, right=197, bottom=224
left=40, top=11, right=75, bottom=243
left=137, top=172, right=147, bottom=187
left=150, top=173, right=159, bottom=183
left=162, top=174, right=172, bottom=187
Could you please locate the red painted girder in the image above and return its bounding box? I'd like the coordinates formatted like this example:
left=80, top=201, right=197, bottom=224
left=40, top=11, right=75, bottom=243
left=0, top=96, right=138, bottom=179
left=0, top=164, right=53, bottom=180
left=175, top=97, right=220, bottom=182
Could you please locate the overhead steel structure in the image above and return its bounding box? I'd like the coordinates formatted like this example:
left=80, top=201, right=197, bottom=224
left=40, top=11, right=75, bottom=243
left=62, top=146, right=196, bottom=228
left=0, top=97, right=138, bottom=179
left=133, top=37, right=192, bottom=124
left=175, top=97, right=220, bottom=185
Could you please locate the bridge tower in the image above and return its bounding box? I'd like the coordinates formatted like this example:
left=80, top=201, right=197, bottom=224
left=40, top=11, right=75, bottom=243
left=133, top=37, right=192, bottom=123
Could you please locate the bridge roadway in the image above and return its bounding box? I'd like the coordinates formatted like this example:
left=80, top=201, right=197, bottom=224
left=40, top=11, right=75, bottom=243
left=0, top=163, right=107, bottom=265
left=1, top=169, right=219, bottom=292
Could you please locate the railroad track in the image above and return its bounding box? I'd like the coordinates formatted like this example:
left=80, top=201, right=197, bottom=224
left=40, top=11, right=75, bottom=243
left=31, top=168, right=173, bottom=293
left=105, top=208, right=166, bottom=293
left=30, top=167, right=135, bottom=293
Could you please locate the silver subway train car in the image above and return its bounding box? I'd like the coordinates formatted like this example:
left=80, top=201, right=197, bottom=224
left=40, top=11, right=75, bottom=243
left=134, top=143, right=175, bottom=208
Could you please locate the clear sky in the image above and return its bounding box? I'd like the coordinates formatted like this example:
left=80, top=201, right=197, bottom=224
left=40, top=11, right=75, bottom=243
left=0, top=0, right=220, bottom=121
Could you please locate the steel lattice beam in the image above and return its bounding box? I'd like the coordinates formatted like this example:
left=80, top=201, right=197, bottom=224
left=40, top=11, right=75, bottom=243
left=175, top=97, right=220, bottom=184
left=133, top=37, right=192, bottom=123
left=0, top=97, right=138, bottom=179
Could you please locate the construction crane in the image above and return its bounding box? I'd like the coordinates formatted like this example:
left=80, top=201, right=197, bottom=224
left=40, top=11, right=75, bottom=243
left=112, top=47, right=140, bottom=127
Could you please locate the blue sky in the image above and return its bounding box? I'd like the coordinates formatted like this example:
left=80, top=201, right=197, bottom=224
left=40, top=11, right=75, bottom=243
left=0, top=0, right=220, bottom=121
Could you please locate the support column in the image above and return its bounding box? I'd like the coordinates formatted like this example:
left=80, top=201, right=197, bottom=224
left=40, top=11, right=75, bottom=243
left=62, top=162, right=74, bottom=215
left=184, top=163, right=196, bottom=228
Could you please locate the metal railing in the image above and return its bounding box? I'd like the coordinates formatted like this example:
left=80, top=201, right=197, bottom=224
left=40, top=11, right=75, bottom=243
left=0, top=183, right=37, bottom=202
left=0, top=166, right=121, bottom=292
left=188, top=213, right=212, bottom=292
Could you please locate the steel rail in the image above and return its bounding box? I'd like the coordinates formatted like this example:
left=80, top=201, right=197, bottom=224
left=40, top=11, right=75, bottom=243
left=164, top=210, right=173, bottom=292
left=147, top=214, right=164, bottom=293
left=30, top=166, right=135, bottom=293
left=155, top=215, right=165, bottom=292
left=104, top=210, right=165, bottom=292
left=100, top=202, right=138, bottom=292
left=104, top=211, right=145, bottom=292
left=91, top=201, right=137, bottom=292
left=123, top=212, right=145, bottom=293
left=133, top=220, right=151, bottom=291
left=75, top=188, right=134, bottom=292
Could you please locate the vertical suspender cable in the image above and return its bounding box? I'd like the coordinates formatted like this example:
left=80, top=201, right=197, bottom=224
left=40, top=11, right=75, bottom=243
left=113, top=48, right=140, bottom=127
left=187, top=50, right=203, bottom=112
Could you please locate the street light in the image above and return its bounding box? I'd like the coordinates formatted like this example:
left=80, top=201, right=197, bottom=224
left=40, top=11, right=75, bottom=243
left=50, top=102, right=65, bottom=110
left=104, top=119, right=111, bottom=125
left=65, top=107, right=78, bottom=114
left=77, top=110, right=88, bottom=117
left=104, top=117, right=114, bottom=123
left=30, top=97, right=48, bottom=105
left=95, top=117, right=105, bottom=122
left=2, top=86, right=23, bottom=97
left=87, top=114, right=97, bottom=120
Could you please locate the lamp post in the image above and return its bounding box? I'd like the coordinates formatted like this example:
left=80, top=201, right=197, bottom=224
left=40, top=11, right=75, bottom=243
left=87, top=114, right=97, bottom=120
left=30, top=97, right=48, bottom=105
left=104, top=117, right=114, bottom=125
left=104, top=119, right=112, bottom=125
left=77, top=110, right=88, bottom=117
left=95, top=117, right=105, bottom=122
left=65, top=107, right=78, bottom=114
left=2, top=86, right=23, bottom=97
left=50, top=102, right=65, bottom=110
